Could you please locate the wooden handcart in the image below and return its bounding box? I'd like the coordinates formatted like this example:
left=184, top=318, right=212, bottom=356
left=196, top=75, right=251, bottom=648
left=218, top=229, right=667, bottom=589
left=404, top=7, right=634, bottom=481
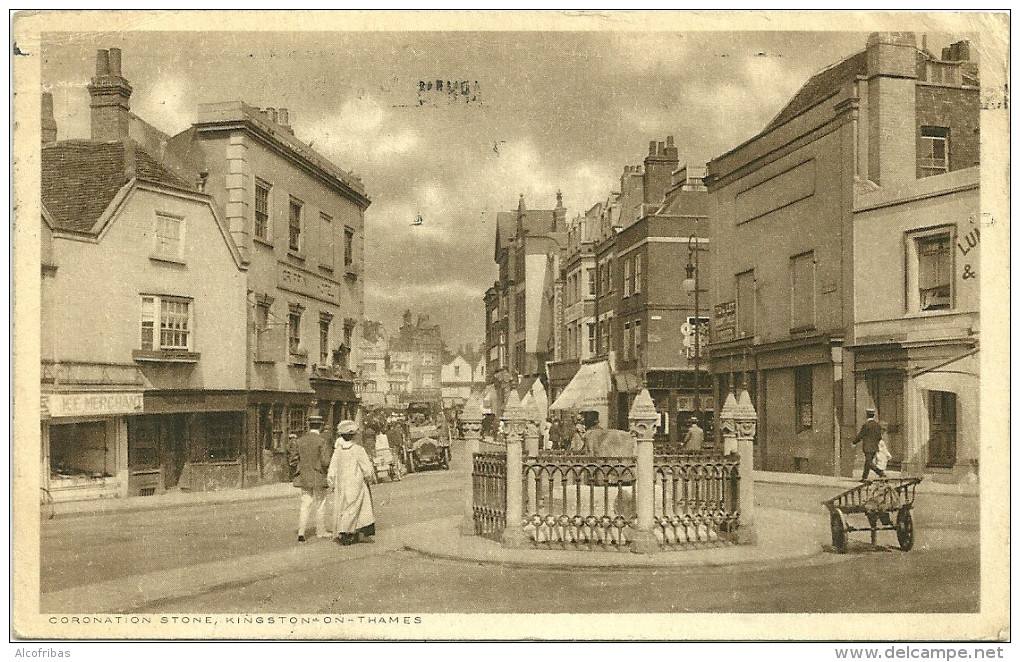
left=823, top=477, right=922, bottom=553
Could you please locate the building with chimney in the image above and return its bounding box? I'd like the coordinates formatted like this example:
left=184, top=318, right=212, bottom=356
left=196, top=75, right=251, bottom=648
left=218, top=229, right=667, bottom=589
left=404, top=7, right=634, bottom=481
left=706, top=33, right=979, bottom=481
left=42, top=47, right=371, bottom=491
left=39, top=49, right=249, bottom=500
left=484, top=193, right=567, bottom=413
left=389, top=310, right=445, bottom=404
left=551, top=137, right=708, bottom=436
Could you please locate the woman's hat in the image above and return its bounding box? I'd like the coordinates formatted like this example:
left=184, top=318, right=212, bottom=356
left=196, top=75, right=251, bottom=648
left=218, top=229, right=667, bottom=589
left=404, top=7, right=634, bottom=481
left=337, top=420, right=359, bottom=435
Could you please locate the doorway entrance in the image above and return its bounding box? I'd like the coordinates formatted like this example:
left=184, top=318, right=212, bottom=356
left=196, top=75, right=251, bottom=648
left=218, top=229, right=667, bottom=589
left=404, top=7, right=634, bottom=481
left=926, top=390, right=957, bottom=468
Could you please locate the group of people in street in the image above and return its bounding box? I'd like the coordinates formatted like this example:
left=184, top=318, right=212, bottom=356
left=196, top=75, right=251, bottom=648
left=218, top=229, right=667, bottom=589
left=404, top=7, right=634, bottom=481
left=541, top=412, right=705, bottom=453
left=288, top=416, right=376, bottom=546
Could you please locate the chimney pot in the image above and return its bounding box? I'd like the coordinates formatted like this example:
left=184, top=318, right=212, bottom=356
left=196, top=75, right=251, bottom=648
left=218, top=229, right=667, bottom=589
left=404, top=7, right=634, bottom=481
left=657, top=141, right=665, bottom=155
left=267, top=108, right=278, bottom=123
left=278, top=108, right=289, bottom=125
left=96, top=49, right=110, bottom=76
left=109, top=48, right=122, bottom=76
left=666, top=135, right=675, bottom=147
left=649, top=141, right=656, bottom=156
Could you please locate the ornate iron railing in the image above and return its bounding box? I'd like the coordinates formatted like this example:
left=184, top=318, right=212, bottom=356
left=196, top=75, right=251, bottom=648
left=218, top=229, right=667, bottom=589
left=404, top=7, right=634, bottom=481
left=472, top=452, right=507, bottom=540
left=652, top=454, right=740, bottom=547
left=521, top=455, right=637, bottom=550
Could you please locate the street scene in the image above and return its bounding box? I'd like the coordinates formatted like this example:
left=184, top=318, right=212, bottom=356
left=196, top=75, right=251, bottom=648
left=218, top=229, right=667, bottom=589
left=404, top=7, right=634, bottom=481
left=17, top=13, right=1007, bottom=642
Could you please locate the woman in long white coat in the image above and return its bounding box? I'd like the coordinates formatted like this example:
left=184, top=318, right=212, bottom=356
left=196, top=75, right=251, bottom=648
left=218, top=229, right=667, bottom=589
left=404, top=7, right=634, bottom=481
left=328, top=420, right=376, bottom=545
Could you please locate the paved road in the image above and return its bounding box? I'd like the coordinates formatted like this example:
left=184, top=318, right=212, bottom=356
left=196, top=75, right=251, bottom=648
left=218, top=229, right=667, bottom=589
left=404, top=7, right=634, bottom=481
left=40, top=443, right=979, bottom=614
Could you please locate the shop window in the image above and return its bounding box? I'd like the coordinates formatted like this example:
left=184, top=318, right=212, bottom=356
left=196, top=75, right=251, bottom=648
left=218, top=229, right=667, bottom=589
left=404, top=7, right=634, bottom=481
left=288, top=406, right=308, bottom=437
left=49, top=422, right=110, bottom=478
left=790, top=251, right=815, bottom=330
left=919, top=126, right=949, bottom=178
left=288, top=196, right=303, bottom=253
left=916, top=232, right=953, bottom=311
left=736, top=270, right=755, bottom=338
left=206, top=414, right=240, bottom=462
left=795, top=366, right=813, bottom=432
left=254, top=179, right=271, bottom=242
left=927, top=391, right=957, bottom=468
left=141, top=295, right=193, bottom=352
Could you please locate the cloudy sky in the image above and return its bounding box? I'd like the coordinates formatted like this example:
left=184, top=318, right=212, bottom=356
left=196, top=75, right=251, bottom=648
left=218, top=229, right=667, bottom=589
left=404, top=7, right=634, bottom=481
left=40, top=29, right=961, bottom=349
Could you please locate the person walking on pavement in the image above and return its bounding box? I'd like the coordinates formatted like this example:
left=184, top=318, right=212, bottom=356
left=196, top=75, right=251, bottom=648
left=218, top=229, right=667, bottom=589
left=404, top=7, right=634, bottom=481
left=288, top=415, right=331, bottom=542
left=683, top=415, right=704, bottom=451
left=854, top=408, right=886, bottom=481
left=328, top=419, right=376, bottom=546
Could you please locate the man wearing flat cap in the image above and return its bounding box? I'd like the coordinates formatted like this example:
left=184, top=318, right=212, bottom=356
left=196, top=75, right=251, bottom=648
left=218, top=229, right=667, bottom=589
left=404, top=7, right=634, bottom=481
left=327, top=419, right=376, bottom=545
left=288, top=414, right=331, bottom=542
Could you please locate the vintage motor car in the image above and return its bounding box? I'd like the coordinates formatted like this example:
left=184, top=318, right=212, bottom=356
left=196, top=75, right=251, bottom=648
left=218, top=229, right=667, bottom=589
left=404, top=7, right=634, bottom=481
left=402, top=401, right=451, bottom=472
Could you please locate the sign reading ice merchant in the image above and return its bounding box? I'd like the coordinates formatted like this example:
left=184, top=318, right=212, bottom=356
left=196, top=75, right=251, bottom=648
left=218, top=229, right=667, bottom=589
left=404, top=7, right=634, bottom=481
left=47, top=392, right=144, bottom=418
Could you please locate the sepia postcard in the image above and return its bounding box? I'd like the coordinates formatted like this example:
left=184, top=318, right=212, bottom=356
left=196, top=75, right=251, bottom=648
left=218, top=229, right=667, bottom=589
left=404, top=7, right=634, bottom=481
left=11, top=10, right=1010, bottom=643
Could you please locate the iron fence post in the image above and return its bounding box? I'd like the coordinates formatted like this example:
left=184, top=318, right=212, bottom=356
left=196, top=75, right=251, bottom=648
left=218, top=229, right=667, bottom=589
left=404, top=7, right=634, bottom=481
left=630, top=388, right=659, bottom=554
left=501, top=390, right=528, bottom=548
left=461, top=393, right=484, bottom=535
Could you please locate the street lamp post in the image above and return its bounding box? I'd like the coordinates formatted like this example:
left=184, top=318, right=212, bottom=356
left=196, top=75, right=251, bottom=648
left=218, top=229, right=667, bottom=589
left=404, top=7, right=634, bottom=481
left=682, top=225, right=701, bottom=425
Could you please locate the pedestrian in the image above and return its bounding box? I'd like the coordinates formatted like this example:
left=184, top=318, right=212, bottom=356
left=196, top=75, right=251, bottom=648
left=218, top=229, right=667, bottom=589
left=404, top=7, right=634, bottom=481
left=683, top=415, right=704, bottom=451
left=854, top=408, right=887, bottom=481
left=288, top=416, right=331, bottom=542
left=569, top=420, right=587, bottom=453
left=328, top=420, right=376, bottom=546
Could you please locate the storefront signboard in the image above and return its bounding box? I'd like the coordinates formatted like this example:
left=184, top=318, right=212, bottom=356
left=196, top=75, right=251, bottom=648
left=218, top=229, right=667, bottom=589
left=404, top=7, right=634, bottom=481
left=46, top=392, right=143, bottom=418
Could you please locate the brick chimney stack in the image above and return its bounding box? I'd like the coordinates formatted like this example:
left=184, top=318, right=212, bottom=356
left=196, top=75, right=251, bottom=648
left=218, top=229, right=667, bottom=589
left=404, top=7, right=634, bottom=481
left=41, top=92, right=57, bottom=144
left=866, top=33, right=917, bottom=187
left=643, top=134, right=680, bottom=204
left=87, top=48, right=133, bottom=142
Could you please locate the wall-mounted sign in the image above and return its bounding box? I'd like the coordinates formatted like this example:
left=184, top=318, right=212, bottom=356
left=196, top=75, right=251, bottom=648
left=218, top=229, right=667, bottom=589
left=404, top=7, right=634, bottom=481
left=46, top=392, right=143, bottom=418
left=278, top=266, right=341, bottom=304
left=714, top=300, right=736, bottom=342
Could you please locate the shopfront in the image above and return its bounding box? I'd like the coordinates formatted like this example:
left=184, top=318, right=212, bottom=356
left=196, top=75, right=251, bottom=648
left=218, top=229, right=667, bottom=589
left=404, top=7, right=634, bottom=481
left=41, top=391, right=139, bottom=502
left=128, top=391, right=247, bottom=494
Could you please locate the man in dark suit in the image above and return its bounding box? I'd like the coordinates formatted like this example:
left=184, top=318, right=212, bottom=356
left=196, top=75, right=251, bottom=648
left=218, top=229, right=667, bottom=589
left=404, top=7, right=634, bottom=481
left=853, top=408, right=886, bottom=481
left=289, top=414, right=332, bottom=542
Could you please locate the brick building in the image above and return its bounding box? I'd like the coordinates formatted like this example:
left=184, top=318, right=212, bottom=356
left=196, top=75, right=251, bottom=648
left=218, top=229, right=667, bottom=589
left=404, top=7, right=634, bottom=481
left=484, top=193, right=567, bottom=414
left=706, top=32, right=979, bottom=480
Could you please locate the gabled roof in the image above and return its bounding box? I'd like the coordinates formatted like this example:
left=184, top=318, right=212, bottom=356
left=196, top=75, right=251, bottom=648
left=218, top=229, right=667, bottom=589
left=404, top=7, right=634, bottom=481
left=763, top=51, right=867, bottom=133
left=42, top=140, right=191, bottom=234
left=494, top=207, right=559, bottom=258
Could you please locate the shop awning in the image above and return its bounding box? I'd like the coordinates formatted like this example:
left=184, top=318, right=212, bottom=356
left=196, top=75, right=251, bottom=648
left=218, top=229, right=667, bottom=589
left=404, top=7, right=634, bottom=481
left=614, top=371, right=643, bottom=394
left=549, top=361, right=611, bottom=412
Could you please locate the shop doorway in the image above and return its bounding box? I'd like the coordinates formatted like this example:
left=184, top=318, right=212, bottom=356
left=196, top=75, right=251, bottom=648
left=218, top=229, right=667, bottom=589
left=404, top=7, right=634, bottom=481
left=927, top=390, right=957, bottom=468
left=162, top=414, right=187, bottom=488
left=867, top=372, right=905, bottom=466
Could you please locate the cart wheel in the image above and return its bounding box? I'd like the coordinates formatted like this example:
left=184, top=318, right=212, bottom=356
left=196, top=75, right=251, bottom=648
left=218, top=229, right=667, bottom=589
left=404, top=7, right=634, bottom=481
left=896, top=508, right=915, bottom=551
left=830, top=509, right=848, bottom=554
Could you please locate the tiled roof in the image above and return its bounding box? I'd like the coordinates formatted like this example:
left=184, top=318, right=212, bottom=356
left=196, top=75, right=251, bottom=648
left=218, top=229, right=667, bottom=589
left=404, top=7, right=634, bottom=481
left=763, top=51, right=867, bottom=133
left=42, top=140, right=191, bottom=233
